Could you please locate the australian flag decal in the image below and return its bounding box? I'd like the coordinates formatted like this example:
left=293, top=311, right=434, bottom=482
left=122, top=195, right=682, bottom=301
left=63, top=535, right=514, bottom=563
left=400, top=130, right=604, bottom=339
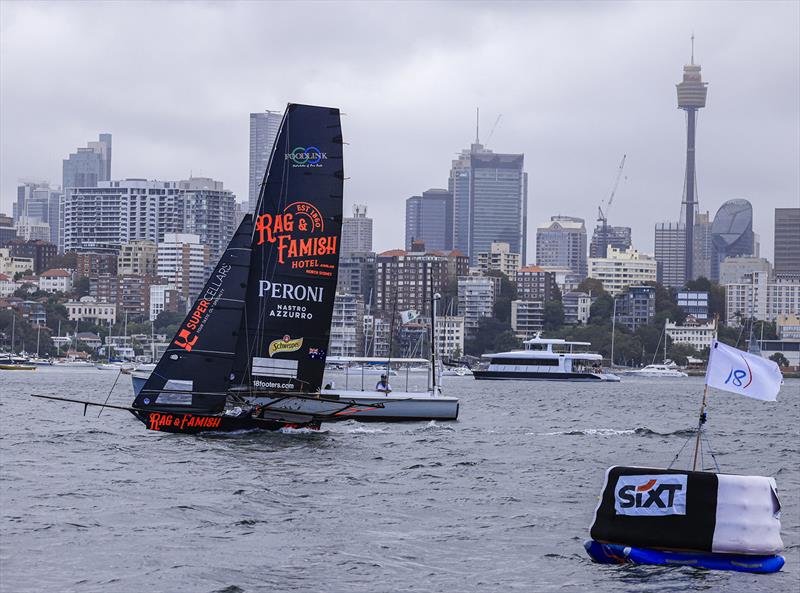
left=308, top=347, right=326, bottom=361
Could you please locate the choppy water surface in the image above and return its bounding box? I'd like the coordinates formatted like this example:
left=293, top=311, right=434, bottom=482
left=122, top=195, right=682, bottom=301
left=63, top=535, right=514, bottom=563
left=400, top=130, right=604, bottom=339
left=1, top=368, right=798, bottom=593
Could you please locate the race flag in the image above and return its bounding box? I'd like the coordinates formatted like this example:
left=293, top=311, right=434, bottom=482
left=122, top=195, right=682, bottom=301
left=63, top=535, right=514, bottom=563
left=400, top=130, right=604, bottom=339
left=400, top=309, right=420, bottom=324
left=705, top=340, right=783, bottom=402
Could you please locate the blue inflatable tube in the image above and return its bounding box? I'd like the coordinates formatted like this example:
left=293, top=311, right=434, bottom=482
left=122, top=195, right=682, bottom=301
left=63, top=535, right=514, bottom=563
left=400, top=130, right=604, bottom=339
left=585, top=540, right=785, bottom=574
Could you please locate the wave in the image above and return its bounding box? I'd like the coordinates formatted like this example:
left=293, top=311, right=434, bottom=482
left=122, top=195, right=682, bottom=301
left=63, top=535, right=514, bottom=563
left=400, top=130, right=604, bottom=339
left=538, top=427, right=697, bottom=437
left=417, top=420, right=455, bottom=432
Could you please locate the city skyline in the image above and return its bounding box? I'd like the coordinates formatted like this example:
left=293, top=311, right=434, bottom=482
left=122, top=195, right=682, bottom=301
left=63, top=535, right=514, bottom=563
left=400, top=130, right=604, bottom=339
left=1, top=2, right=797, bottom=261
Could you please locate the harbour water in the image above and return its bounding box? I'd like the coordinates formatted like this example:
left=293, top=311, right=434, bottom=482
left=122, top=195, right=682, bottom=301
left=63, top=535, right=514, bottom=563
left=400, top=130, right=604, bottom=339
left=1, top=367, right=798, bottom=592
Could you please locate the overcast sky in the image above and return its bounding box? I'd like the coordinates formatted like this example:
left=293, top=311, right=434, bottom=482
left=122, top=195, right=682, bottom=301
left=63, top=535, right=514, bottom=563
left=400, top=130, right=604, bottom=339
left=1, top=1, right=798, bottom=261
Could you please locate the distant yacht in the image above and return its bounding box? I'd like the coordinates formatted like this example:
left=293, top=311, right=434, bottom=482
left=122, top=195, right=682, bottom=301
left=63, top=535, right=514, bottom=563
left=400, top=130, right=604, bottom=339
left=473, top=335, right=620, bottom=382
left=623, top=362, right=688, bottom=378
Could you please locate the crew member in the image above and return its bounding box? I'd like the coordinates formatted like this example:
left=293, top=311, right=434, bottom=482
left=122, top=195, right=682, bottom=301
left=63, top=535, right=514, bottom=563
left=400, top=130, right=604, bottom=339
left=375, top=373, right=392, bottom=394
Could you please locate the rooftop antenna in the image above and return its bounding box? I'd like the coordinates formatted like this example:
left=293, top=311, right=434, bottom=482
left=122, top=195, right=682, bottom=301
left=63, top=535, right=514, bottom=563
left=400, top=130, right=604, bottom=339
left=691, top=33, right=695, bottom=64
left=475, top=107, right=480, bottom=144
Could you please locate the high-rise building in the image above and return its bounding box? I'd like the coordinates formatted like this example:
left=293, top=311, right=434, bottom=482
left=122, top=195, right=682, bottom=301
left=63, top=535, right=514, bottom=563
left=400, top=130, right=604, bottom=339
left=719, top=256, right=772, bottom=285
left=677, top=291, right=709, bottom=320
left=14, top=182, right=60, bottom=244
left=511, top=300, right=544, bottom=338
left=0, top=214, right=16, bottom=247
left=329, top=293, right=366, bottom=358
left=76, top=252, right=118, bottom=278
left=176, top=177, right=237, bottom=261
left=375, top=248, right=467, bottom=315
left=676, top=38, right=708, bottom=281
left=62, top=133, right=112, bottom=198
left=516, top=266, right=559, bottom=303
left=726, top=271, right=800, bottom=326
left=118, top=240, right=158, bottom=277
left=157, top=233, right=210, bottom=305
left=711, top=199, right=755, bottom=281
left=341, top=204, right=373, bottom=256
left=7, top=239, right=57, bottom=274
left=434, top=316, right=465, bottom=358
left=589, top=246, right=658, bottom=296
left=654, top=222, right=686, bottom=288
left=449, top=137, right=527, bottom=263
left=62, top=177, right=235, bottom=259
left=248, top=109, right=282, bottom=213
left=774, top=208, right=800, bottom=279
left=562, top=291, right=593, bottom=325
left=458, top=276, right=496, bottom=335
left=693, top=211, right=713, bottom=280
left=614, top=285, right=656, bottom=331
left=14, top=217, right=51, bottom=242
left=336, top=251, right=376, bottom=305
left=477, top=241, right=521, bottom=278
left=589, top=225, right=631, bottom=259
left=405, top=188, right=453, bottom=251
left=535, top=216, right=587, bottom=280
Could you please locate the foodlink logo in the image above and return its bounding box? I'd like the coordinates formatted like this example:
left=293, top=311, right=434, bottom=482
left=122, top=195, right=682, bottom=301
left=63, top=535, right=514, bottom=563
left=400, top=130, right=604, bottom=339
left=285, top=146, right=327, bottom=167
left=614, top=474, right=687, bottom=516
left=268, top=335, right=304, bottom=357
left=255, top=202, right=337, bottom=270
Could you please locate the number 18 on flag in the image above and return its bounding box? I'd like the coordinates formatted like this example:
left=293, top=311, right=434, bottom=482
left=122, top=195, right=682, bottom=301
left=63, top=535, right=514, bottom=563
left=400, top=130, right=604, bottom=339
left=705, top=340, right=784, bottom=402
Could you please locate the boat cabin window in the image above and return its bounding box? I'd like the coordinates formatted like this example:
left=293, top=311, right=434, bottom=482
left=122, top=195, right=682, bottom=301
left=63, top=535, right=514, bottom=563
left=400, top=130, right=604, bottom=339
left=489, top=357, right=560, bottom=366
left=572, top=359, right=601, bottom=372
left=524, top=343, right=548, bottom=351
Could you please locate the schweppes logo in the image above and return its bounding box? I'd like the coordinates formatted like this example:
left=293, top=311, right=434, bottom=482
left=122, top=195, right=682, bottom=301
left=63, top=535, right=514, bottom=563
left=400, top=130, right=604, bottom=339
left=269, top=335, right=304, bottom=357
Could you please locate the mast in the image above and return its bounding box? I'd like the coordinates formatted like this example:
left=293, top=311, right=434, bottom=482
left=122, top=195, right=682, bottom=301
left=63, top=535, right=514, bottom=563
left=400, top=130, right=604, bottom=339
left=429, top=268, right=439, bottom=393
left=692, top=316, right=718, bottom=470
left=610, top=298, right=616, bottom=367
left=36, top=324, right=41, bottom=357
left=10, top=313, right=15, bottom=355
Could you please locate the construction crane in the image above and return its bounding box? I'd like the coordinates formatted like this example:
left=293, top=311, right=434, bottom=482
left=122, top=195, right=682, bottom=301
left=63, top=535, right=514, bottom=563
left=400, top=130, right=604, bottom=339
left=596, top=154, right=627, bottom=258
left=485, top=114, right=502, bottom=145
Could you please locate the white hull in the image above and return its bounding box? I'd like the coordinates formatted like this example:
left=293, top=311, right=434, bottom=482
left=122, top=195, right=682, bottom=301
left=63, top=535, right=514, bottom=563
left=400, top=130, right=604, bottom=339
left=257, top=389, right=459, bottom=421
left=131, top=375, right=458, bottom=421
left=623, top=370, right=689, bottom=378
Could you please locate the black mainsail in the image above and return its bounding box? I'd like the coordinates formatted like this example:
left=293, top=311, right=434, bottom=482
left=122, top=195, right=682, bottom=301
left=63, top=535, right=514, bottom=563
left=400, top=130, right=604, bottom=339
left=232, top=104, right=343, bottom=394
left=134, top=215, right=253, bottom=413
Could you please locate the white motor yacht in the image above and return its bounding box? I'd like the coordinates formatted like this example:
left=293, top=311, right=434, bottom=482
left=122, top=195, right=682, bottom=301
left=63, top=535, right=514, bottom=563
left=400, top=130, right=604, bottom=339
left=473, top=335, right=620, bottom=382
left=623, top=362, right=688, bottom=378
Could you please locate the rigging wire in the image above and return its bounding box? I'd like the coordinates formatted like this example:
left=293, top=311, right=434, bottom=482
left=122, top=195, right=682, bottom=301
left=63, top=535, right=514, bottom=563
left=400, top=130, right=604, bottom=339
left=97, top=369, right=123, bottom=418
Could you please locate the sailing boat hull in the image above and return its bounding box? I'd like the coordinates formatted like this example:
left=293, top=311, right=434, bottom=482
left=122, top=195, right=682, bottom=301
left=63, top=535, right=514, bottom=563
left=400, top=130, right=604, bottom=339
left=584, top=540, right=785, bottom=573
left=131, top=410, right=319, bottom=434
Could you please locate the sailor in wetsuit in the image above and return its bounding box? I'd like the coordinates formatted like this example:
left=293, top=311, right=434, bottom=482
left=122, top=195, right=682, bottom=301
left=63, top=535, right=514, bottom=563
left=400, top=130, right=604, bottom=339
left=375, top=374, right=392, bottom=394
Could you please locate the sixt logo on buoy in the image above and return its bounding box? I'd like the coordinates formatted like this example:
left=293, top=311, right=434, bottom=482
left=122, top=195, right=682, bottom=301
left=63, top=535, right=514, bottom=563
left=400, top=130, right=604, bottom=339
left=614, top=474, right=687, bottom=516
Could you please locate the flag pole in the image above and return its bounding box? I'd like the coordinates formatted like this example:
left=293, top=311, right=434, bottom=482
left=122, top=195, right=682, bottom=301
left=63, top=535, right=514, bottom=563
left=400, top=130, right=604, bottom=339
left=693, top=315, right=718, bottom=471
left=692, top=383, right=709, bottom=471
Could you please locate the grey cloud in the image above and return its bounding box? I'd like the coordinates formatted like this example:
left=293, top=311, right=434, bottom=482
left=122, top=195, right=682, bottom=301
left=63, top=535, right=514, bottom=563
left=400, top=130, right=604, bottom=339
left=1, top=0, right=797, bottom=260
